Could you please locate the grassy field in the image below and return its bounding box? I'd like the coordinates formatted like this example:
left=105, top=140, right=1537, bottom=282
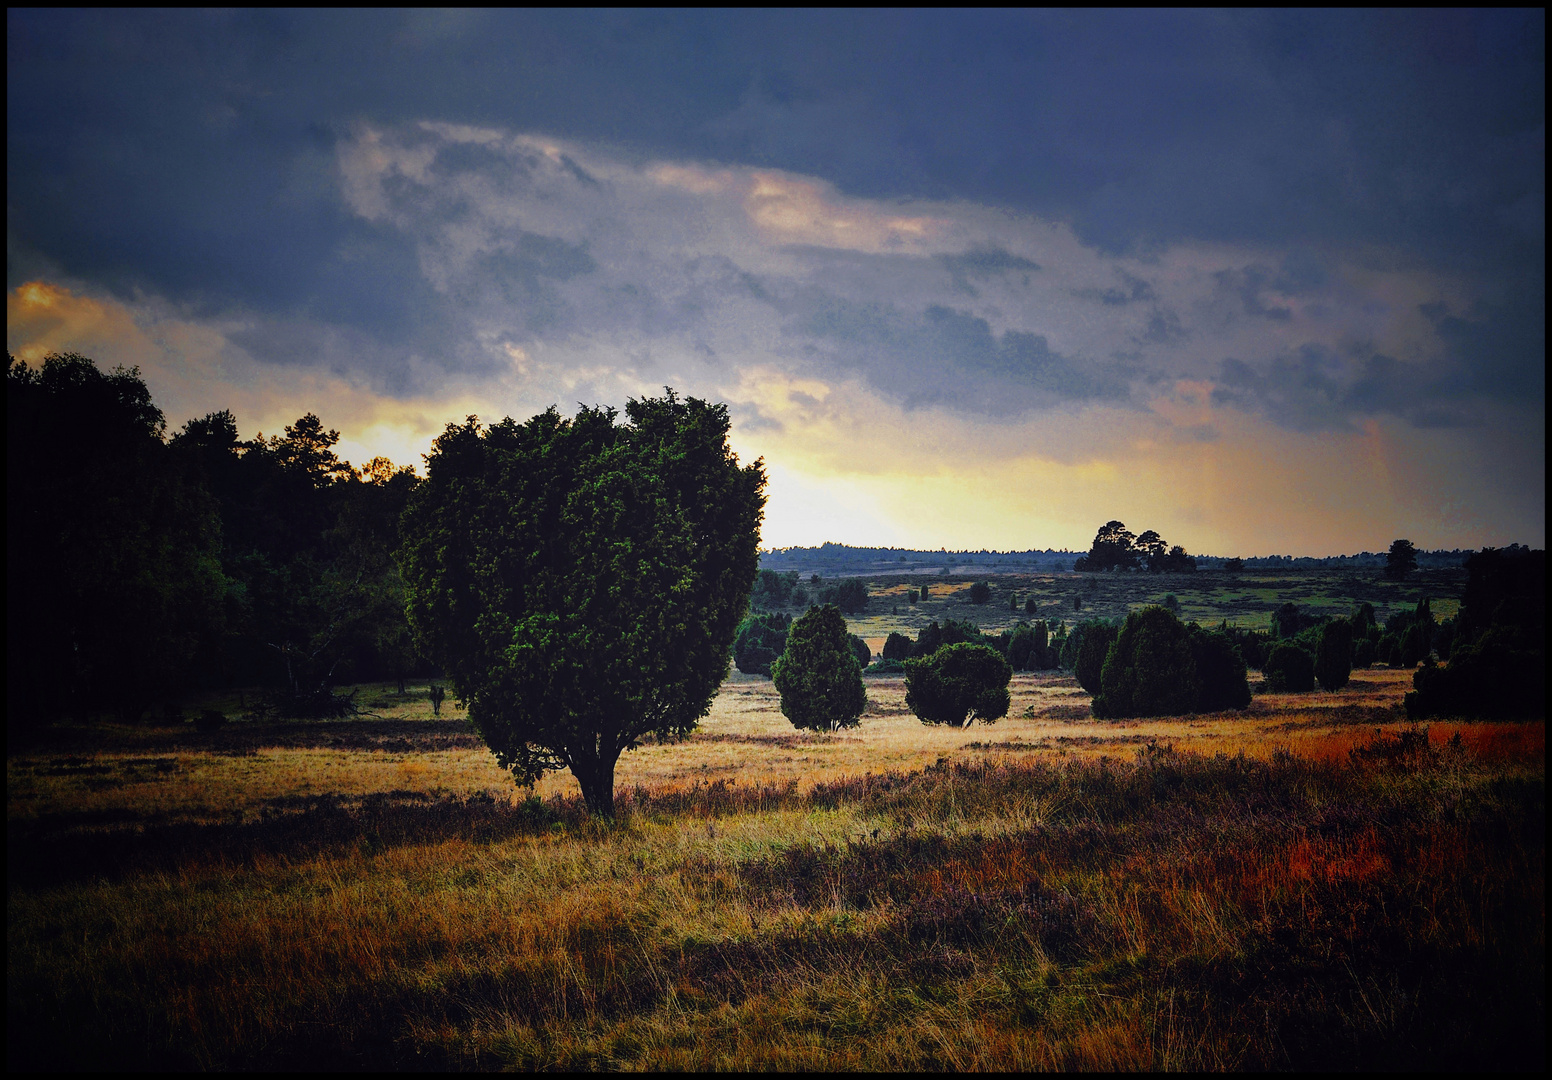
left=8, top=643, right=1542, bottom=1070
left=843, top=566, right=1466, bottom=654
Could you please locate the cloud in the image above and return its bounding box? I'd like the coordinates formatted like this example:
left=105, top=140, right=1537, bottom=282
left=5, top=10, right=1541, bottom=550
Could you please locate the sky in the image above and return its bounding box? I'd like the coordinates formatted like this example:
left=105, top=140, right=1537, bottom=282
left=7, top=9, right=1544, bottom=555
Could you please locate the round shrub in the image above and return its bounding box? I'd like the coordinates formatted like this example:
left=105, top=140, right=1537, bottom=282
left=904, top=642, right=1012, bottom=728
left=968, top=581, right=991, bottom=605
left=1263, top=643, right=1315, bottom=692
left=1314, top=618, right=1353, bottom=691
left=882, top=631, right=913, bottom=662
left=1092, top=607, right=1200, bottom=719
left=771, top=604, right=866, bottom=732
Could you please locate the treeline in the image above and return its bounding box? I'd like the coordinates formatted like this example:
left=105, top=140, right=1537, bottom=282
left=7, top=353, right=430, bottom=733
left=1060, top=546, right=1543, bottom=718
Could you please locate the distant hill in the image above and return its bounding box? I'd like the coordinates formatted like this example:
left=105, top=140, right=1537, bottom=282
left=757, top=542, right=1479, bottom=578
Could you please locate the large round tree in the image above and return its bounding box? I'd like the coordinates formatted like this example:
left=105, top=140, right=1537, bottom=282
left=398, top=392, right=765, bottom=817
left=904, top=642, right=1012, bottom=728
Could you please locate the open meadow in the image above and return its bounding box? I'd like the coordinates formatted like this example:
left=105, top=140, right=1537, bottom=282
left=8, top=653, right=1543, bottom=1070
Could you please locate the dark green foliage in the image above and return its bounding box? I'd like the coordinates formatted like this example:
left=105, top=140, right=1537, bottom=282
left=398, top=392, right=764, bottom=816
left=1405, top=626, right=1546, bottom=720
left=1223, top=557, right=1244, bottom=571
left=1263, top=644, right=1315, bottom=692
left=1187, top=625, right=1252, bottom=712
left=193, top=709, right=226, bottom=733
left=1163, top=593, right=1179, bottom=611
left=865, top=658, right=907, bottom=674
left=1458, top=546, right=1545, bottom=646
left=1385, top=538, right=1418, bottom=581
left=772, top=604, right=866, bottom=732
left=734, top=612, right=791, bottom=677
left=790, top=585, right=810, bottom=607
left=1434, top=617, right=1457, bottom=661
left=1405, top=547, right=1546, bottom=720
left=1377, top=633, right=1401, bottom=667
left=1350, top=602, right=1377, bottom=640
left=882, top=632, right=913, bottom=662
left=750, top=569, right=798, bottom=611
left=1024, top=596, right=1037, bottom=615
left=1314, top=618, right=1354, bottom=691
left=7, top=354, right=228, bottom=728
left=816, top=577, right=868, bottom=614
left=968, top=581, right=991, bottom=604
left=170, top=406, right=428, bottom=695
left=1217, top=623, right=1273, bottom=670
left=919, top=583, right=930, bottom=600
left=1352, top=636, right=1377, bottom=669
left=1092, top=607, right=1200, bottom=718
left=1271, top=602, right=1324, bottom=639
left=1073, top=620, right=1120, bottom=693
left=1073, top=595, right=1082, bottom=611
left=1398, top=623, right=1427, bottom=668
left=903, top=642, right=1011, bottom=728
left=849, top=633, right=871, bottom=668
left=1007, top=623, right=1035, bottom=670
left=911, top=618, right=987, bottom=658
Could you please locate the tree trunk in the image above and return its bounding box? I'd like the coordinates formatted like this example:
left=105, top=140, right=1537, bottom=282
left=572, top=743, right=620, bottom=818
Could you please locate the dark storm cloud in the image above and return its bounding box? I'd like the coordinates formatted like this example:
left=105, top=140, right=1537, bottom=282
left=790, top=292, right=1127, bottom=415
left=1209, top=345, right=1484, bottom=433
left=6, top=8, right=1543, bottom=412
left=936, top=246, right=1041, bottom=297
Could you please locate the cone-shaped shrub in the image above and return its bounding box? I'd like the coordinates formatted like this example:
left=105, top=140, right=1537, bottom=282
left=772, top=604, right=866, bottom=732
left=1352, top=636, right=1377, bottom=669
left=1074, top=620, right=1120, bottom=692
left=904, top=642, right=1011, bottom=728
left=1092, top=606, right=1200, bottom=719
left=1314, top=617, right=1354, bottom=691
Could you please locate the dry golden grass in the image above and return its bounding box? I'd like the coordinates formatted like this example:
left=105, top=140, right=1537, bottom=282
left=8, top=667, right=1543, bottom=1071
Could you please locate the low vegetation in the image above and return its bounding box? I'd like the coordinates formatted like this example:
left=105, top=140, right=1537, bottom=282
left=8, top=676, right=1542, bottom=1070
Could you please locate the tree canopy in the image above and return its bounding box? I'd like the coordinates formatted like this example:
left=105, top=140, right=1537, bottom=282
left=904, top=642, right=1011, bottom=728
left=1074, top=520, right=1196, bottom=573
left=398, top=392, right=765, bottom=816
left=7, top=353, right=226, bottom=727
left=1384, top=539, right=1418, bottom=581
